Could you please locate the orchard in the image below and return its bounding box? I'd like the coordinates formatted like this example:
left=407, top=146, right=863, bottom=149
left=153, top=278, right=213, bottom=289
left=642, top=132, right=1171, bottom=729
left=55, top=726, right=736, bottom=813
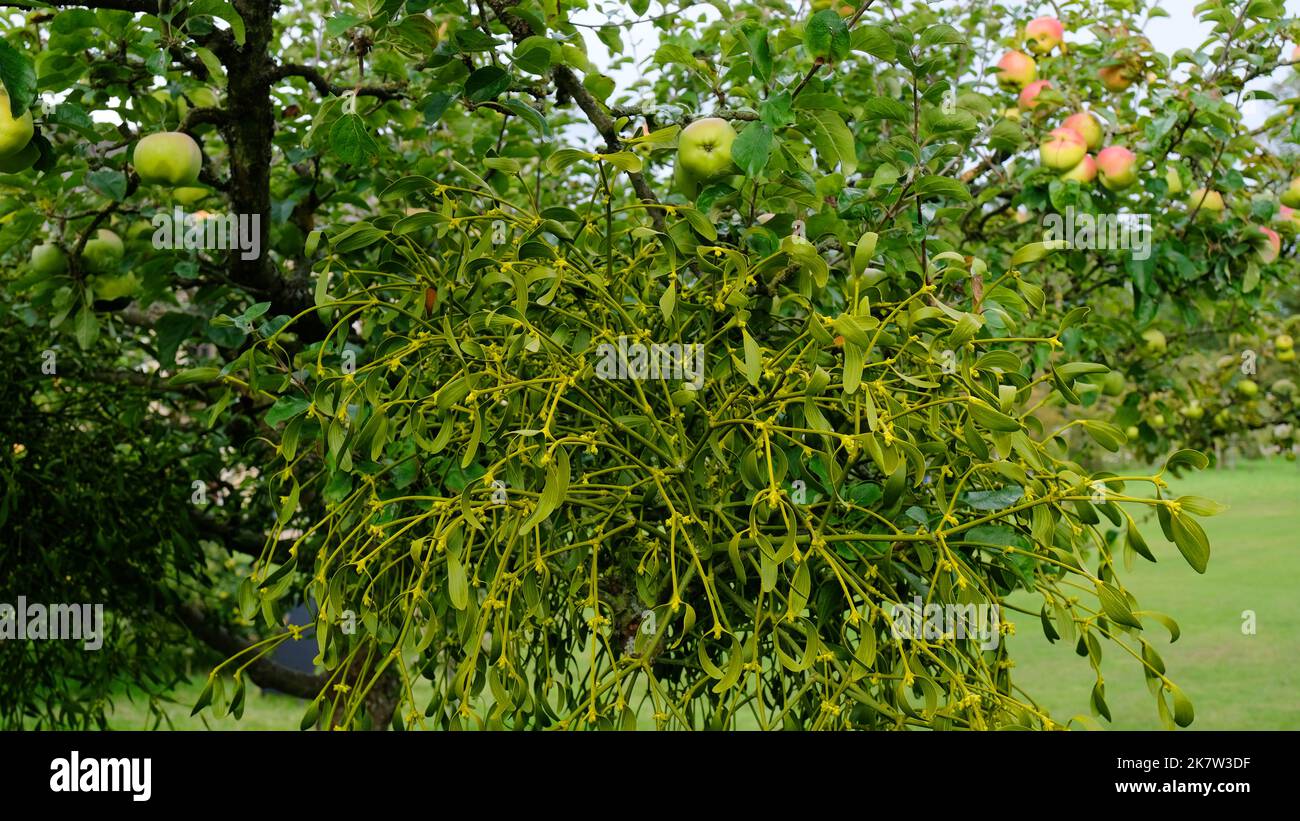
left=1, top=0, right=1297, bottom=732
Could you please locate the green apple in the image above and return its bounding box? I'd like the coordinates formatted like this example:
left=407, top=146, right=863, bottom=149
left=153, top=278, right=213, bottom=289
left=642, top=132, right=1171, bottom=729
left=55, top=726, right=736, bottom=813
left=1236, top=379, right=1259, bottom=398
left=1101, top=370, right=1125, bottom=396
left=1149, top=412, right=1167, bottom=430
left=133, top=131, right=203, bottom=186
left=1272, top=378, right=1296, bottom=397
left=1181, top=400, right=1204, bottom=420
left=30, top=243, right=67, bottom=276
left=173, top=185, right=210, bottom=206
left=677, top=117, right=737, bottom=182
left=1188, top=188, right=1224, bottom=214
left=672, top=160, right=699, bottom=199
left=1280, top=177, right=1300, bottom=208
left=1213, top=409, right=1231, bottom=428
left=0, top=88, right=34, bottom=158
left=1277, top=333, right=1294, bottom=351
left=1279, top=348, right=1297, bottom=363
left=81, top=229, right=124, bottom=273
left=1125, top=425, right=1140, bottom=440
left=89, top=271, right=140, bottom=301
left=0, top=140, right=39, bottom=173
left=1140, top=328, right=1167, bottom=356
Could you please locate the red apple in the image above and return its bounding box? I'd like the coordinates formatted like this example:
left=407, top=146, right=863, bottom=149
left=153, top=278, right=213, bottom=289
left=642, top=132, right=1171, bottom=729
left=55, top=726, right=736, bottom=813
left=1018, top=79, right=1053, bottom=110
left=1098, top=64, right=1136, bottom=92
left=1096, top=146, right=1138, bottom=191
left=1061, top=154, right=1097, bottom=184
left=1040, top=127, right=1087, bottom=170
left=1061, top=111, right=1102, bottom=150
left=1025, top=16, right=1065, bottom=54
left=996, top=51, right=1037, bottom=89
left=1255, top=225, right=1281, bottom=263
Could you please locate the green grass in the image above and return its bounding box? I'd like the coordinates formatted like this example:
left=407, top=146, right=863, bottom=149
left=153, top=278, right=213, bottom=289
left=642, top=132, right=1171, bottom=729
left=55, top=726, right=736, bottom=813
left=1006, top=457, right=1300, bottom=730
left=109, top=458, right=1300, bottom=730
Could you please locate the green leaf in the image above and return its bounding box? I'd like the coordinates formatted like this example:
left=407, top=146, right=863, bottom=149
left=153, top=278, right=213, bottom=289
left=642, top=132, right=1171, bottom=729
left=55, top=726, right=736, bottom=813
left=187, top=0, right=247, bottom=46
left=1165, top=449, right=1209, bottom=472
left=465, top=66, right=511, bottom=103
left=73, top=304, right=99, bottom=350
left=741, top=327, right=762, bottom=387
left=0, top=38, right=37, bottom=116
left=1097, top=582, right=1142, bottom=629
left=1168, top=683, right=1195, bottom=727
left=265, top=396, right=310, bottom=427
left=1169, top=510, right=1210, bottom=573
left=447, top=552, right=469, bottom=610
left=915, top=175, right=971, bottom=202
left=804, top=10, right=850, bottom=63
left=732, top=122, right=774, bottom=177
left=968, top=399, right=1020, bottom=432
left=805, top=109, right=857, bottom=175
left=1177, top=496, right=1227, bottom=516
left=330, top=113, right=379, bottom=165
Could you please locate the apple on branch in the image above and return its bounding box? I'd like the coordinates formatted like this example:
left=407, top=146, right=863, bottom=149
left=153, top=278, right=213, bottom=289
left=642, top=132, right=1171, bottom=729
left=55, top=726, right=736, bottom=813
left=1096, top=146, right=1137, bottom=191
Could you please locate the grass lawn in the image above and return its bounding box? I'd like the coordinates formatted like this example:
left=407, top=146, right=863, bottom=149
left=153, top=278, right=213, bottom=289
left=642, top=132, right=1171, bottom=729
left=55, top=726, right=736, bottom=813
left=1006, top=457, right=1300, bottom=730
left=111, top=458, right=1299, bottom=730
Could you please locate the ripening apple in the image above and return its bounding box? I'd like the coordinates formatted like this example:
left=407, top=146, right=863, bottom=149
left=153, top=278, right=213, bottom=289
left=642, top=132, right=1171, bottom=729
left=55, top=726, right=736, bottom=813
left=677, top=117, right=737, bottom=182
left=1098, top=64, right=1136, bottom=92
left=1140, top=328, right=1167, bottom=356
left=133, top=131, right=203, bottom=186
left=1165, top=165, right=1183, bottom=194
left=1096, top=146, right=1138, bottom=191
left=1003, top=107, right=1022, bottom=121
left=1018, top=80, right=1053, bottom=110
left=1279, top=177, right=1300, bottom=208
left=1062, top=111, right=1102, bottom=150
left=1237, top=379, right=1259, bottom=398
left=0, top=140, right=38, bottom=173
left=996, top=51, right=1036, bottom=89
left=81, top=229, right=124, bottom=274
left=1188, top=188, right=1224, bottom=214
left=1025, top=16, right=1064, bottom=54
left=1292, top=44, right=1300, bottom=67
left=30, top=243, right=67, bottom=276
left=1255, top=225, right=1281, bottom=263
left=0, top=88, right=34, bottom=158
left=1061, top=154, right=1097, bottom=184
left=1279, top=205, right=1300, bottom=230
left=1040, top=127, right=1087, bottom=170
